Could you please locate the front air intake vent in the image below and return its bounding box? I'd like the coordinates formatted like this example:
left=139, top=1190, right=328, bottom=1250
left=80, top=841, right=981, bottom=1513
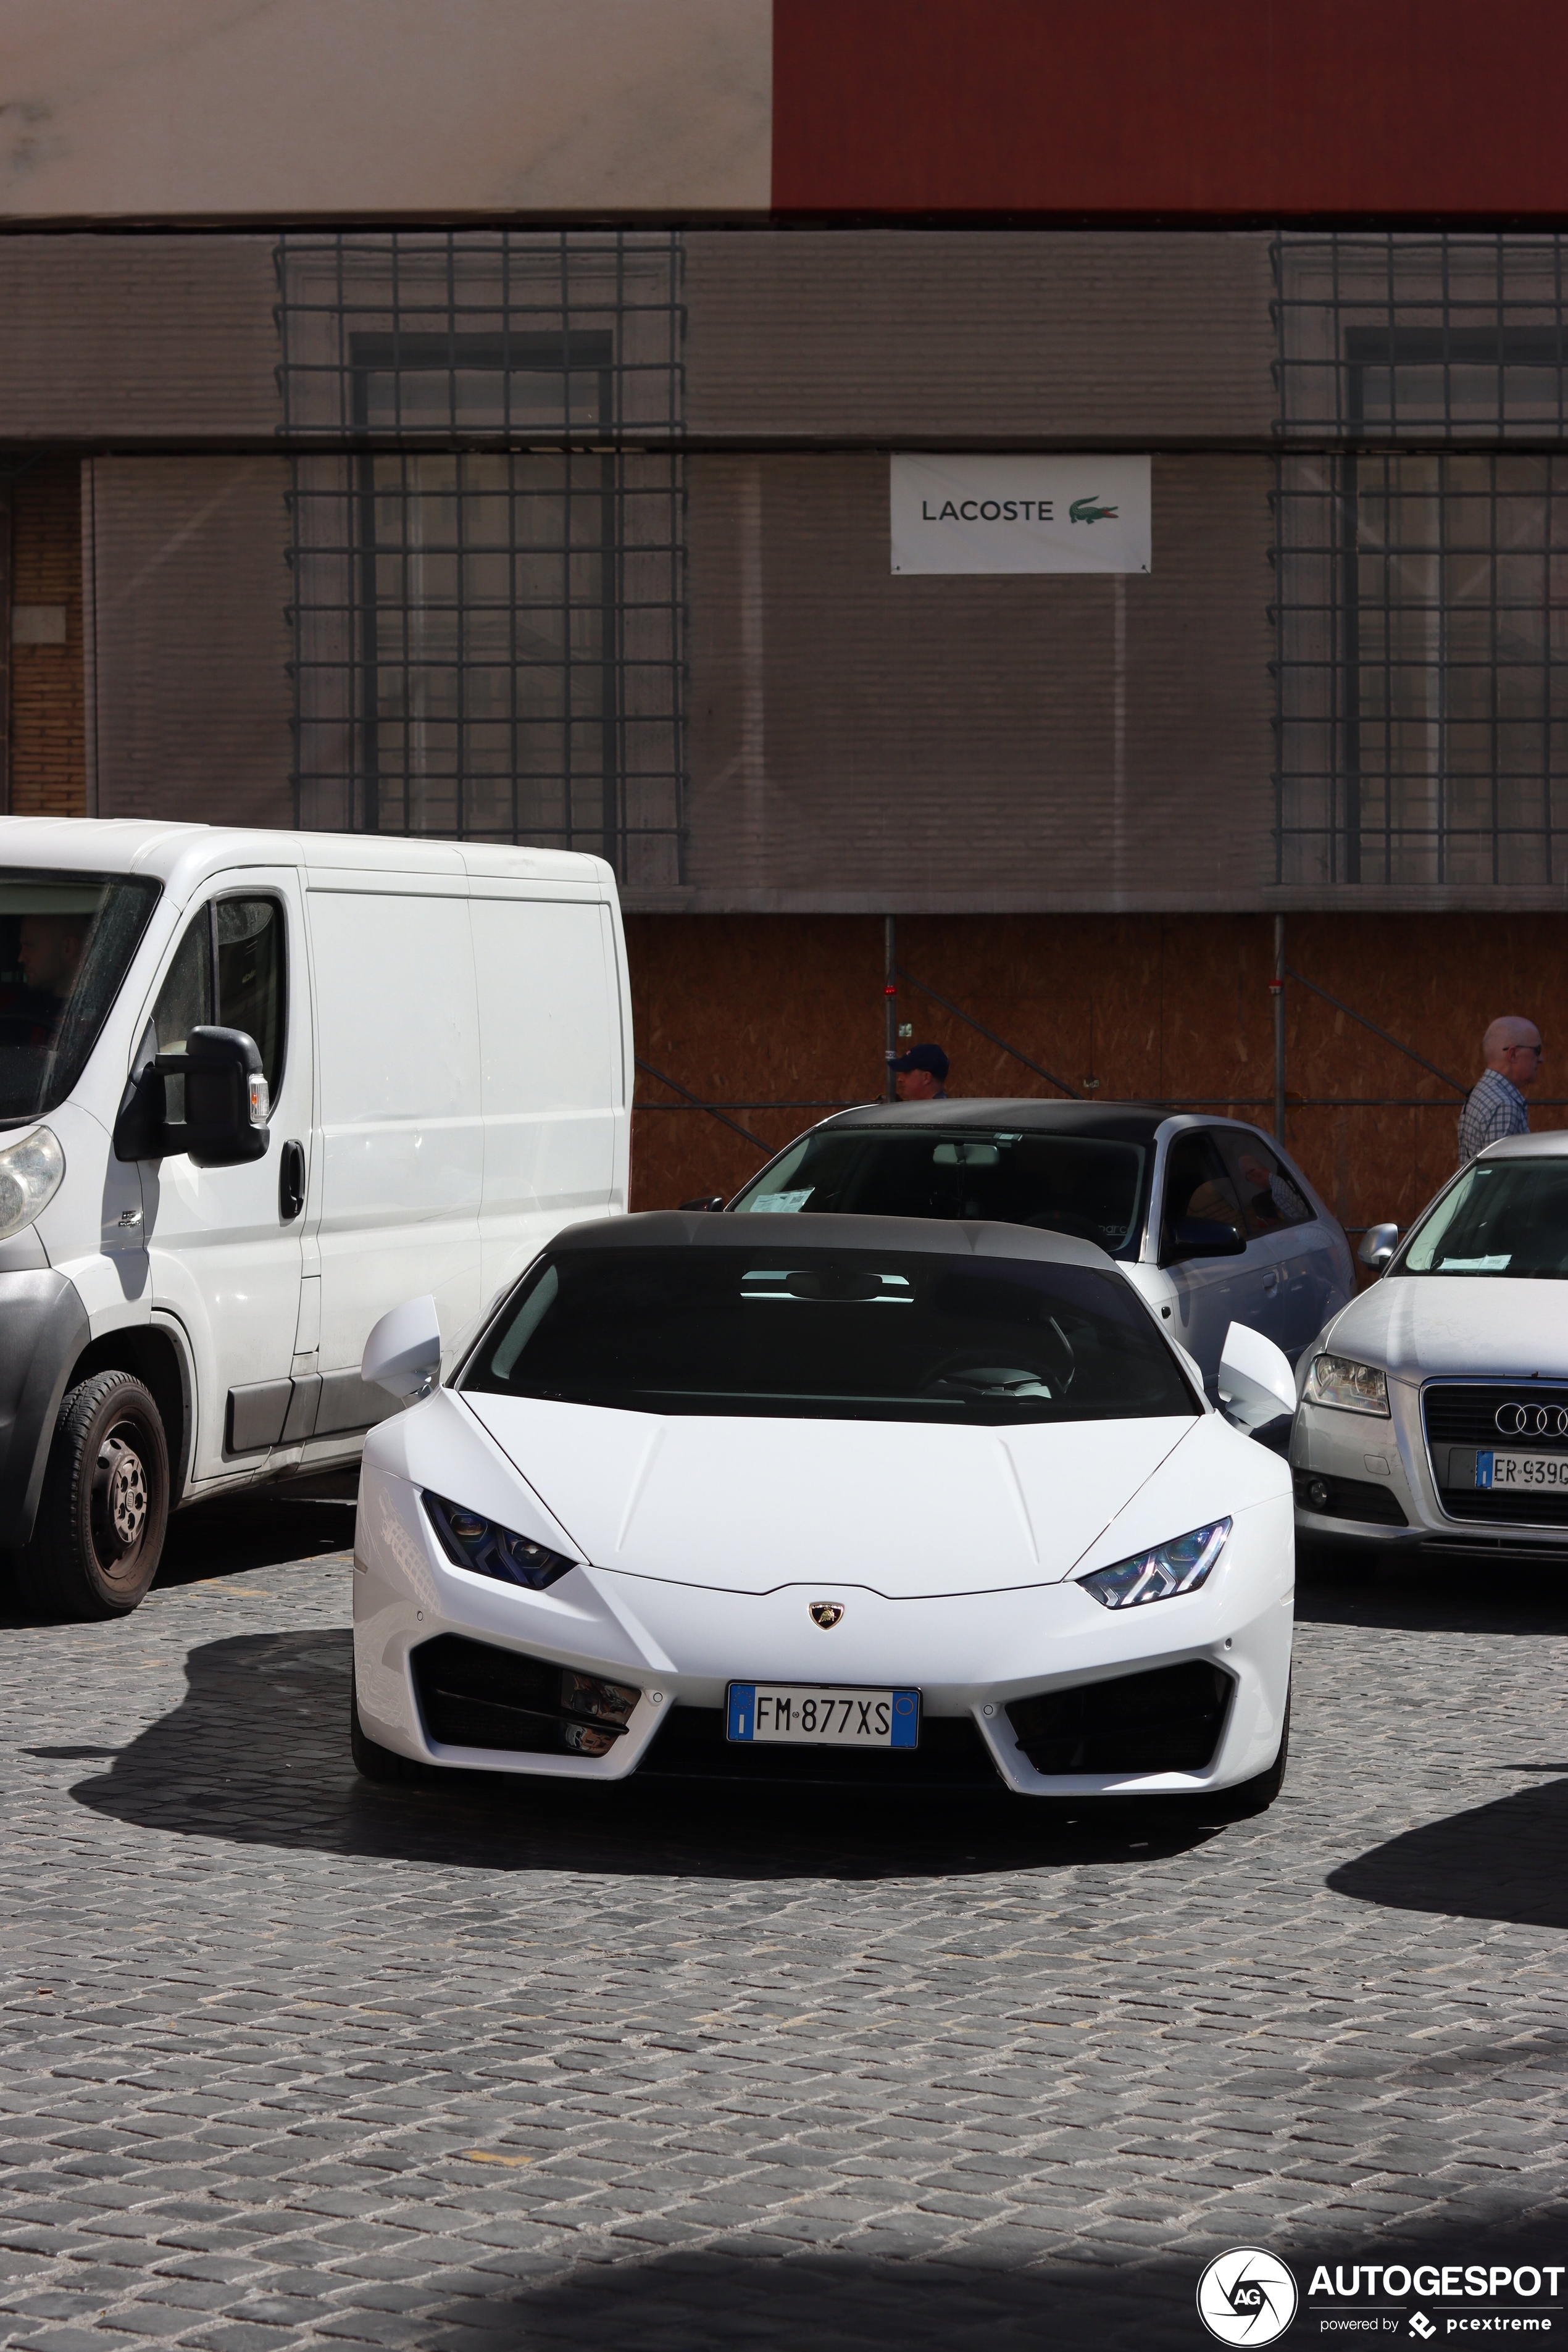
left=1006, top=1662, right=1233, bottom=1775
left=411, top=1636, right=638, bottom=1758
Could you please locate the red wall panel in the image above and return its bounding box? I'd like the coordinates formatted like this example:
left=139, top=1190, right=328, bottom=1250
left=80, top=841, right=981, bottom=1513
left=774, top=0, right=1568, bottom=217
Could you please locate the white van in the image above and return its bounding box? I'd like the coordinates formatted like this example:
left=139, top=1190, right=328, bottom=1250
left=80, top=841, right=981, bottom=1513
left=0, top=819, right=632, bottom=1619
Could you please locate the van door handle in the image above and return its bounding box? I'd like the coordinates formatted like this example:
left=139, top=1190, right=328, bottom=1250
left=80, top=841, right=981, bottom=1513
left=1261, top=1266, right=1280, bottom=1296
left=280, top=1139, right=306, bottom=1223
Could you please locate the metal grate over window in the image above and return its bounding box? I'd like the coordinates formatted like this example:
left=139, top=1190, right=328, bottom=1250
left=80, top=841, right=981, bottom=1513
left=1274, top=235, right=1568, bottom=886
left=276, top=233, right=686, bottom=884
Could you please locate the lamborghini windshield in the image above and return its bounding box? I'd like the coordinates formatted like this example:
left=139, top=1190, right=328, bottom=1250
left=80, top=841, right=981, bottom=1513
left=462, top=1242, right=1196, bottom=1425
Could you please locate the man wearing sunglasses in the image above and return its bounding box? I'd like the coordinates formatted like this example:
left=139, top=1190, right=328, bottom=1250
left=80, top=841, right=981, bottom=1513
left=1457, top=1015, right=1544, bottom=1166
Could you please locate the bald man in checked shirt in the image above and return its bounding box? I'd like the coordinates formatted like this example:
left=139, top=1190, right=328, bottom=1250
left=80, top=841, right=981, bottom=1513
left=1457, top=1015, right=1543, bottom=1166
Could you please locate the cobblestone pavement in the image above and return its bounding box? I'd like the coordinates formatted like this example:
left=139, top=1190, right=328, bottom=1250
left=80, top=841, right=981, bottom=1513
left=1, top=1496, right=1565, bottom=2352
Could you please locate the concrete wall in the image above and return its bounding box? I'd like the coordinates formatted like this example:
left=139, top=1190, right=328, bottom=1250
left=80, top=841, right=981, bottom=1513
left=3, top=2, right=1561, bottom=225
left=86, top=457, right=294, bottom=828
left=684, top=232, right=1276, bottom=444
left=6, top=457, right=85, bottom=818
left=0, top=237, right=280, bottom=443
left=0, top=1, right=771, bottom=220
left=678, top=451, right=1274, bottom=912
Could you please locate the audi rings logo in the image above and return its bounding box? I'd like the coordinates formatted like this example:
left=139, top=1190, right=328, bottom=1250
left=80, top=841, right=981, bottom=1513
left=1495, top=1401, right=1568, bottom=1436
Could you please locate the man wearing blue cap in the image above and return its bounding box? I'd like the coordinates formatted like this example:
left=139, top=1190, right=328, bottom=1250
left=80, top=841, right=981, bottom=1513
left=891, top=1042, right=948, bottom=1100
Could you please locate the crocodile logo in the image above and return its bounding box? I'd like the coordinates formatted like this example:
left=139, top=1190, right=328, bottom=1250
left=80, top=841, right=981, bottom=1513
left=1069, top=494, right=1119, bottom=525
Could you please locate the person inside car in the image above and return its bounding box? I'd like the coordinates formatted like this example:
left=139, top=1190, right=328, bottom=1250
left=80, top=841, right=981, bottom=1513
left=0, top=910, right=92, bottom=1050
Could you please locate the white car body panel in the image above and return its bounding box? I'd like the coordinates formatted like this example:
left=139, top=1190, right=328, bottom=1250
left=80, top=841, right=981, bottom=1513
left=459, top=1392, right=1197, bottom=1596
left=0, top=815, right=632, bottom=1531
left=354, top=1228, right=1296, bottom=1800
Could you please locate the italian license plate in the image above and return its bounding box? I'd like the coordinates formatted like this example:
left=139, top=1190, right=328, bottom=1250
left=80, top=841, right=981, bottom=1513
left=1476, top=1449, right=1568, bottom=1491
left=726, top=1684, right=920, bottom=1748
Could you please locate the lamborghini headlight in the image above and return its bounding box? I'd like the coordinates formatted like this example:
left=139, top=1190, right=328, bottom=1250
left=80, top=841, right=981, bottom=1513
left=1078, top=1519, right=1231, bottom=1610
left=1303, top=1353, right=1389, bottom=1416
left=422, top=1493, right=577, bottom=1591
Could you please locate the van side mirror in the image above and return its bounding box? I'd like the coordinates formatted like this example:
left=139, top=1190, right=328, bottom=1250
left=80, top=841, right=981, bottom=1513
left=362, top=1295, right=442, bottom=1401
left=1357, top=1222, right=1399, bottom=1272
left=1164, top=1216, right=1247, bottom=1265
left=178, top=1028, right=270, bottom=1167
left=113, top=1025, right=269, bottom=1166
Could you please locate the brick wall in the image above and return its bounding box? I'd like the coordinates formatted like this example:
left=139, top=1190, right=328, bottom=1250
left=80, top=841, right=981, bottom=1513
left=7, top=457, right=85, bottom=817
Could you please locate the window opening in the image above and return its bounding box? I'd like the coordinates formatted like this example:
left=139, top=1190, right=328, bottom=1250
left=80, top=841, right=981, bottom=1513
left=1212, top=1132, right=1313, bottom=1236
left=1274, top=235, right=1568, bottom=886
left=153, top=899, right=285, bottom=1097
left=1162, top=1134, right=1246, bottom=1248
left=277, top=233, right=686, bottom=885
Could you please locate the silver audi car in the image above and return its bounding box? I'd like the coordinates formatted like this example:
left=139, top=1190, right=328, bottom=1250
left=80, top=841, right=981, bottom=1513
left=1291, top=1130, right=1568, bottom=1564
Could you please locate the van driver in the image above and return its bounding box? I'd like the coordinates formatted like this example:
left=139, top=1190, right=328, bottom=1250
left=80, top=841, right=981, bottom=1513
left=0, top=911, right=93, bottom=1050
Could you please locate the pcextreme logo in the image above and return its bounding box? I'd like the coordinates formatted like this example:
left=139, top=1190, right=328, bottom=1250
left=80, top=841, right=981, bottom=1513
left=1069, top=492, right=1120, bottom=525
left=1198, top=2250, right=1299, bottom=2345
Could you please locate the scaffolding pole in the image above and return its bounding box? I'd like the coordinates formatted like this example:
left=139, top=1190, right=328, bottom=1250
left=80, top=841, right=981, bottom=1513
left=1272, top=916, right=1286, bottom=1141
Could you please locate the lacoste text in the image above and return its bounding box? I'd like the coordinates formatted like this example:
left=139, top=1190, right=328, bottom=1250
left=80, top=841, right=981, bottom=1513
left=920, top=498, right=1053, bottom=521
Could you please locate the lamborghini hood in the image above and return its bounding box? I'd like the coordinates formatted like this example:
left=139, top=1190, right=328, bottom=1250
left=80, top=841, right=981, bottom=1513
left=458, top=1394, right=1199, bottom=1598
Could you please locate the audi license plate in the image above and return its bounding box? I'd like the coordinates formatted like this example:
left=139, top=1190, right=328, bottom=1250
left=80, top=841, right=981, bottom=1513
left=1476, top=1449, right=1568, bottom=1491
left=726, top=1684, right=920, bottom=1748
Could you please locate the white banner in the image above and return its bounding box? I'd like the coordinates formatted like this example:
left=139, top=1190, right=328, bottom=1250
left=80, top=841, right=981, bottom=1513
left=890, top=454, right=1151, bottom=575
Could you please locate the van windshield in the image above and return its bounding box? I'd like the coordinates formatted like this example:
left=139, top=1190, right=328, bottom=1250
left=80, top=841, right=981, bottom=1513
left=0, top=872, right=161, bottom=1126
left=729, top=1127, right=1150, bottom=1256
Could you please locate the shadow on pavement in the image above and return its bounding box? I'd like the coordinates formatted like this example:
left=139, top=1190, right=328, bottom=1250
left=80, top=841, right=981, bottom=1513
left=414, top=2224, right=1568, bottom=2352
left=154, top=1488, right=357, bottom=1587
left=67, top=1627, right=1222, bottom=1881
left=0, top=1490, right=354, bottom=1627
left=1296, top=1545, right=1568, bottom=1637
left=420, top=2249, right=1177, bottom=2352
left=1327, top=1765, right=1568, bottom=1930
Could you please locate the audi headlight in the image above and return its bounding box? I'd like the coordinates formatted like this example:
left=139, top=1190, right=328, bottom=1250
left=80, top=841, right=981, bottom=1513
left=1303, top=1353, right=1389, bottom=1416
left=0, top=1124, right=65, bottom=1242
left=422, top=1493, right=577, bottom=1591
left=1078, top=1519, right=1232, bottom=1610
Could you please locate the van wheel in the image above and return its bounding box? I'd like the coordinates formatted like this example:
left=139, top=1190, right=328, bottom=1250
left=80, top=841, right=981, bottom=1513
left=350, top=1664, right=428, bottom=1785
left=27, top=1372, right=170, bottom=1620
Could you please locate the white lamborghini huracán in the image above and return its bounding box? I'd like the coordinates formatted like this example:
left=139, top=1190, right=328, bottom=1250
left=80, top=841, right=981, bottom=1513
left=349, top=1212, right=1296, bottom=1816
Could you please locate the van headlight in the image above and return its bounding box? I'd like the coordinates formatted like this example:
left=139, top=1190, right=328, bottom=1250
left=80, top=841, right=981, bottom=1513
left=0, top=1125, right=65, bottom=1241
left=1078, top=1519, right=1231, bottom=1609
left=1303, top=1353, right=1389, bottom=1416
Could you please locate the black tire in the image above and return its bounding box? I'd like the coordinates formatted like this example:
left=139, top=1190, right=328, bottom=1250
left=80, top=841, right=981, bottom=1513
left=1203, top=1684, right=1291, bottom=1822
left=24, top=1371, right=170, bottom=1621
left=349, top=1663, right=428, bottom=1785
